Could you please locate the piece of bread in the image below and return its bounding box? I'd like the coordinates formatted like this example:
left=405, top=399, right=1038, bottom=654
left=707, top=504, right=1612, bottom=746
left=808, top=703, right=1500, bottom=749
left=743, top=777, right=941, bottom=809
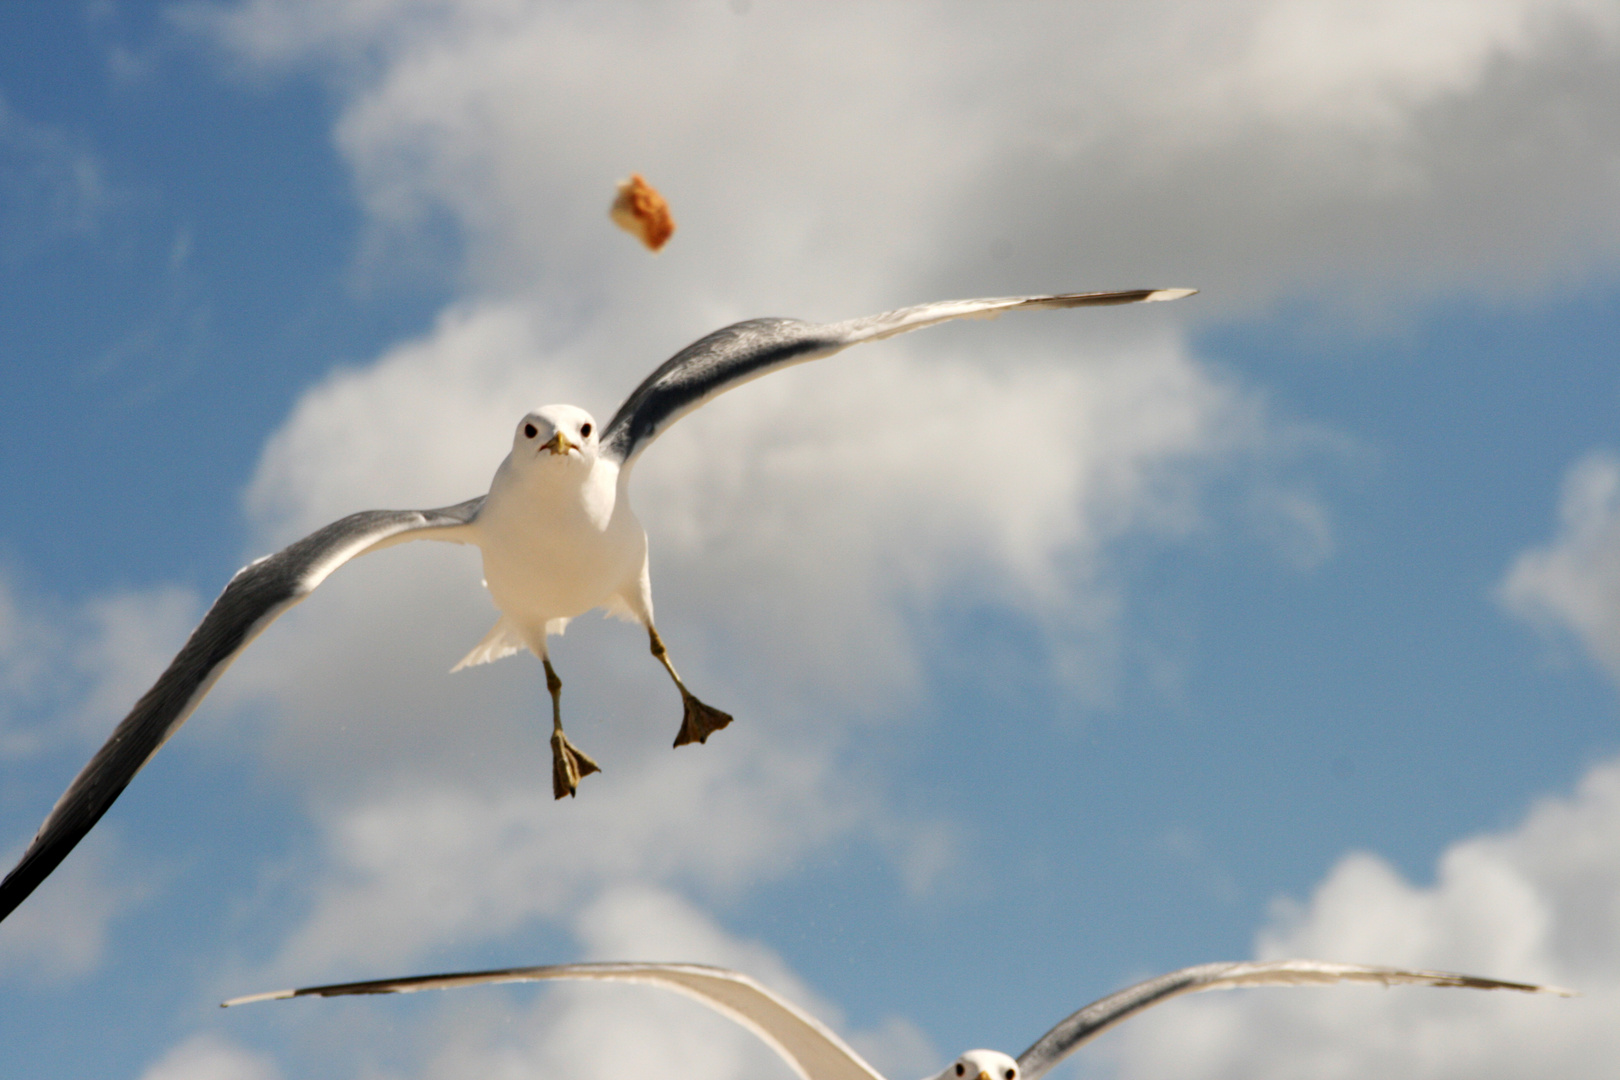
left=610, top=174, right=676, bottom=252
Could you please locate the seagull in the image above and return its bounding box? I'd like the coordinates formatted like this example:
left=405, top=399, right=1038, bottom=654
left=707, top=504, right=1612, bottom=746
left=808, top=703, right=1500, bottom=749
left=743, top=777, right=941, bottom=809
left=0, top=287, right=1194, bottom=927
left=222, top=957, right=1571, bottom=1080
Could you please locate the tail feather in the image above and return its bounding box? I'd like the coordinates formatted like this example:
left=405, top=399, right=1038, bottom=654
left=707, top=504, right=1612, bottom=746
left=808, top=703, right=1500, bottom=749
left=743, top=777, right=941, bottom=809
left=452, top=617, right=529, bottom=671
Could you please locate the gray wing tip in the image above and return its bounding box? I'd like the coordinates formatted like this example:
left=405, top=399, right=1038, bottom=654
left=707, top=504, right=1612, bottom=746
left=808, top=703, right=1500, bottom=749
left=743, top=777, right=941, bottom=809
left=1220, top=959, right=1574, bottom=996
left=1478, top=976, right=1578, bottom=997
left=222, top=988, right=297, bottom=1008
left=1527, top=983, right=1579, bottom=997
left=1031, top=287, right=1198, bottom=309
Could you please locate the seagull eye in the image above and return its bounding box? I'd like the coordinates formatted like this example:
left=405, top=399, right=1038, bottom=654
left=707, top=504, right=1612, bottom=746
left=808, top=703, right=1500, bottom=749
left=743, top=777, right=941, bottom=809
left=580, top=422, right=592, bottom=438
left=524, top=423, right=538, bottom=439
left=955, top=1066, right=965, bottom=1078
left=1005, top=1071, right=1016, bottom=1080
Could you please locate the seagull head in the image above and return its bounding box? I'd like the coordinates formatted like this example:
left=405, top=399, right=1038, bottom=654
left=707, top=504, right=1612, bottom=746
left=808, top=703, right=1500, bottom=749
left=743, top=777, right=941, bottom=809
left=514, top=405, right=599, bottom=465
left=935, top=1049, right=1019, bottom=1080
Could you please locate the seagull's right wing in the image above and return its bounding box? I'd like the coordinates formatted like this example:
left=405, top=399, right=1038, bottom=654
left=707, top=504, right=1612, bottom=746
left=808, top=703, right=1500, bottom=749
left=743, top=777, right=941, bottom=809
left=0, top=498, right=483, bottom=926
left=1015, top=959, right=1573, bottom=1080
left=599, top=289, right=1196, bottom=470
left=223, top=961, right=885, bottom=1080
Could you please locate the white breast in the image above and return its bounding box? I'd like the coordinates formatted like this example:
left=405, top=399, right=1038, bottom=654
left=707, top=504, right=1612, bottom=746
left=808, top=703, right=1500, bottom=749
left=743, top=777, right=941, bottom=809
left=474, top=452, right=646, bottom=626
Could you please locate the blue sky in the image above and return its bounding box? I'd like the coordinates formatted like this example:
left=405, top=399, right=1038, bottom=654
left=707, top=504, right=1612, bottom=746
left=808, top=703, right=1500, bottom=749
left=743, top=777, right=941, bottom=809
left=3, top=3, right=1620, bottom=1079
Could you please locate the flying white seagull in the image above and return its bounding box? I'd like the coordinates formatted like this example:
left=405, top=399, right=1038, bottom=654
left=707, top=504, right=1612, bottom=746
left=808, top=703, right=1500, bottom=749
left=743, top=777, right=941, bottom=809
left=223, top=957, right=1571, bottom=1080
left=0, top=287, right=1193, bottom=926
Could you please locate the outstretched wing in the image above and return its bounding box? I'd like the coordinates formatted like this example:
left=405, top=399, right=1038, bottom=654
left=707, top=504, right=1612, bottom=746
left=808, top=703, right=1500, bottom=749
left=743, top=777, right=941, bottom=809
left=0, top=498, right=484, bottom=926
left=223, top=961, right=884, bottom=1080
left=1015, top=958, right=1572, bottom=1080
left=600, top=289, right=1196, bottom=468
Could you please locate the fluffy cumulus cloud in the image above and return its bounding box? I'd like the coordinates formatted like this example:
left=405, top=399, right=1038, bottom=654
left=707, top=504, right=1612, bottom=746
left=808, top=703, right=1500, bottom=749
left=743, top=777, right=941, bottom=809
left=186, top=0, right=1620, bottom=317
left=256, top=727, right=869, bottom=980
left=1501, top=451, right=1620, bottom=680
left=138, top=1034, right=283, bottom=1080
left=1100, top=757, right=1620, bottom=1079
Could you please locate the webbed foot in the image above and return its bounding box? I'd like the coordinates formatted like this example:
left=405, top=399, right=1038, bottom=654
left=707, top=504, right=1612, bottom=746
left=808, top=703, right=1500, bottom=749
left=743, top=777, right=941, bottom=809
left=672, top=694, right=734, bottom=748
left=550, top=729, right=601, bottom=799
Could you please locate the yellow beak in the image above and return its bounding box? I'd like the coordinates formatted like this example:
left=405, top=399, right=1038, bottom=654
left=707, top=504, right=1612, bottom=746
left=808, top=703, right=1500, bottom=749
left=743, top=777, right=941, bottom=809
left=977, top=1073, right=993, bottom=1080
left=540, top=431, right=577, bottom=455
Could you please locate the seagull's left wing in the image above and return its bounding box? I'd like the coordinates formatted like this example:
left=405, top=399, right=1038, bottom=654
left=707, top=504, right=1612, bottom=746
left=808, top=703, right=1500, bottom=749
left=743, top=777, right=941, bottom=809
left=600, top=289, right=1195, bottom=469
left=0, top=500, right=482, bottom=926
left=1015, top=959, right=1573, bottom=1080
left=223, top=962, right=885, bottom=1080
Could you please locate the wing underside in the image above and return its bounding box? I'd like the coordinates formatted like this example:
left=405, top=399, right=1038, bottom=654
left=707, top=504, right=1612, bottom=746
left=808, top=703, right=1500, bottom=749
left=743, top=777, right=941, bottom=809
left=1015, top=958, right=1571, bottom=1080
left=0, top=498, right=482, bottom=925
left=224, top=961, right=884, bottom=1080
left=599, top=289, right=1196, bottom=468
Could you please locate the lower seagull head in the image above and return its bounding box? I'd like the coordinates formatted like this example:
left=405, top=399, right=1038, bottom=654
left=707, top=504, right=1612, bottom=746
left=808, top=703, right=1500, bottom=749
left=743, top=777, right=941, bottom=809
left=936, top=1049, right=1019, bottom=1080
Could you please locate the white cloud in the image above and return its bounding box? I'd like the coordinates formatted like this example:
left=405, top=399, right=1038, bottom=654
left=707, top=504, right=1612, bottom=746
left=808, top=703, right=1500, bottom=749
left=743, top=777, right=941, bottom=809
left=252, top=724, right=869, bottom=980
left=633, top=327, right=1292, bottom=705
left=185, top=0, right=1620, bottom=318
left=138, top=1034, right=283, bottom=1080
left=1501, top=451, right=1620, bottom=680
left=1102, top=756, right=1620, bottom=1079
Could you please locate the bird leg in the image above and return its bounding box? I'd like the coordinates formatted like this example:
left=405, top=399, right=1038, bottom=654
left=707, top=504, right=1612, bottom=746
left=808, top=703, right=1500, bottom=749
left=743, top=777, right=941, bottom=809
left=648, top=627, right=734, bottom=748
left=544, top=657, right=600, bottom=799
